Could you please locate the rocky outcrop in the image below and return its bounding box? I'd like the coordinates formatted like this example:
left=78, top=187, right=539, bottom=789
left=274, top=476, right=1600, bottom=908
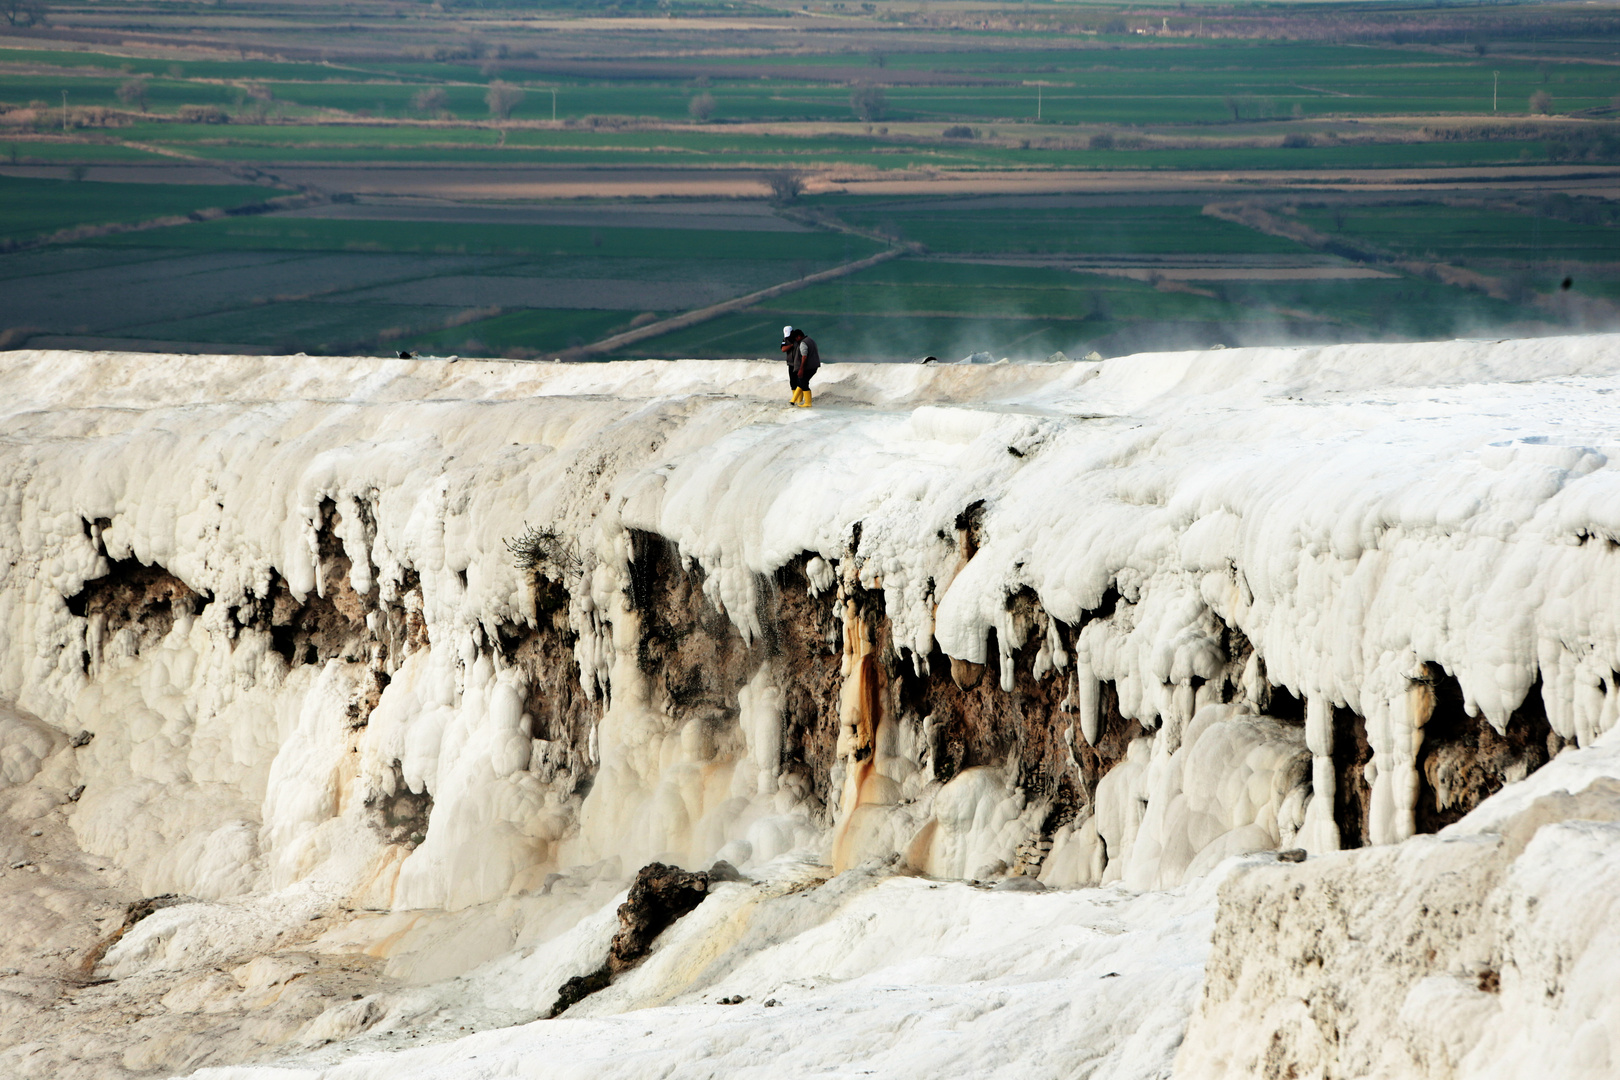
left=58, top=506, right=1566, bottom=894
left=607, top=861, right=712, bottom=972
left=548, top=861, right=713, bottom=1018
left=1179, top=771, right=1620, bottom=1078
left=67, top=555, right=208, bottom=671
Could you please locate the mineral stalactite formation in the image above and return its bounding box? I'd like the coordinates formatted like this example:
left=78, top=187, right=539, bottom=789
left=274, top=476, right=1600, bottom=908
left=4, top=341, right=1620, bottom=1078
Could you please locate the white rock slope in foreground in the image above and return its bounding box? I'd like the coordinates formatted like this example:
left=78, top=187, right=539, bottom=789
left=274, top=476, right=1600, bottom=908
left=2, top=340, right=1620, bottom=1078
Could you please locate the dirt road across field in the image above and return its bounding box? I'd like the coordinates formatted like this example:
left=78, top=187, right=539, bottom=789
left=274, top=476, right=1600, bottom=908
left=820, top=166, right=1620, bottom=199
left=9, top=163, right=1617, bottom=201
left=0, top=164, right=265, bottom=186
left=275, top=198, right=812, bottom=231
left=270, top=167, right=782, bottom=200
left=270, top=163, right=1620, bottom=201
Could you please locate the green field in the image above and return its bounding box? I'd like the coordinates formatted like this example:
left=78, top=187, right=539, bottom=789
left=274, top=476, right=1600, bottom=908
left=0, top=244, right=177, bottom=283
left=824, top=204, right=1308, bottom=255
left=3, top=40, right=1616, bottom=134
left=0, top=174, right=279, bottom=245
left=608, top=309, right=1097, bottom=361
left=1, top=140, right=170, bottom=164
left=605, top=265, right=1546, bottom=360
left=380, top=255, right=1540, bottom=361
left=10, top=120, right=1572, bottom=172
left=2, top=74, right=1611, bottom=129
left=1293, top=203, right=1620, bottom=263
left=0, top=74, right=253, bottom=112
left=2, top=6, right=1613, bottom=360
left=403, top=308, right=643, bottom=356
left=88, top=217, right=883, bottom=260
left=1208, top=274, right=1538, bottom=339
left=0, top=48, right=364, bottom=83
left=120, top=298, right=448, bottom=354
left=292, top=256, right=1279, bottom=360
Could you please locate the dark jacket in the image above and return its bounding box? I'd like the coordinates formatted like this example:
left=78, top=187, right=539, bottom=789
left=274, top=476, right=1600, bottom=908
left=785, top=334, right=820, bottom=380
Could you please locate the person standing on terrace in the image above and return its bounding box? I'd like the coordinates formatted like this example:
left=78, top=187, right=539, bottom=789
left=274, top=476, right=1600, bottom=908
left=782, top=325, right=820, bottom=408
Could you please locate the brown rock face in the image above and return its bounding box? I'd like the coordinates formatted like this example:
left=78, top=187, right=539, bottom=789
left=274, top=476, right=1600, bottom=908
left=884, top=589, right=1143, bottom=844
left=67, top=501, right=435, bottom=852
left=547, top=967, right=612, bottom=1019
left=1333, top=703, right=1375, bottom=849
left=67, top=556, right=208, bottom=661
left=1415, top=671, right=1561, bottom=835
left=547, top=861, right=712, bottom=1018
left=629, top=529, right=759, bottom=738
left=64, top=501, right=1568, bottom=899
left=207, top=499, right=427, bottom=678
left=495, top=572, right=600, bottom=796
left=608, top=862, right=711, bottom=973
left=766, top=559, right=844, bottom=814
left=620, top=532, right=842, bottom=819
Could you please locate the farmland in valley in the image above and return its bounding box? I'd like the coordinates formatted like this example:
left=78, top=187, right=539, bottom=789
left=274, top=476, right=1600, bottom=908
left=2, top=0, right=1617, bottom=358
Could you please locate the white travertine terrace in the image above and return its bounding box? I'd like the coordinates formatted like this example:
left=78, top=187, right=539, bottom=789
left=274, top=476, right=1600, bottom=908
left=3, top=339, right=1620, bottom=1079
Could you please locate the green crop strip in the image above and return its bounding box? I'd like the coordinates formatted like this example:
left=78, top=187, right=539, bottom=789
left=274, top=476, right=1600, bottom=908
left=0, top=174, right=277, bottom=244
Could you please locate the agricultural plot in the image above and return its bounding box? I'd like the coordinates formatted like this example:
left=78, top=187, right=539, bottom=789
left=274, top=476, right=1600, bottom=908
left=2, top=73, right=1610, bottom=130
left=113, top=122, right=507, bottom=149
left=0, top=74, right=270, bottom=116
left=495, top=256, right=836, bottom=279
left=1287, top=200, right=1620, bottom=311
left=1292, top=203, right=1620, bottom=264
left=823, top=203, right=1309, bottom=256
left=0, top=243, right=179, bottom=284
left=593, top=253, right=1547, bottom=361
left=3, top=40, right=1616, bottom=136
left=1, top=200, right=856, bottom=355
left=0, top=191, right=1579, bottom=359
left=607, top=308, right=1098, bottom=363
left=119, top=298, right=450, bottom=355
left=3, top=126, right=1571, bottom=173
left=11, top=125, right=1570, bottom=172
left=1, top=141, right=169, bottom=164
left=0, top=174, right=279, bottom=245
left=403, top=309, right=643, bottom=356
left=1207, top=275, right=1541, bottom=341
left=334, top=273, right=753, bottom=311
left=601, top=267, right=1255, bottom=361
left=90, top=217, right=881, bottom=262
left=0, top=248, right=509, bottom=340
left=1, top=6, right=1614, bottom=361
left=0, top=48, right=353, bottom=83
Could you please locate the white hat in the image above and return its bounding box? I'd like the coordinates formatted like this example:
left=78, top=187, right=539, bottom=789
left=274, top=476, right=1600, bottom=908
left=782, top=325, right=794, bottom=337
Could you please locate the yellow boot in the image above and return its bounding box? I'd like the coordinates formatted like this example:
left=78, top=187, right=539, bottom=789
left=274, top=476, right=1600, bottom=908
left=791, top=388, right=804, bottom=406
left=801, top=389, right=812, bottom=408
